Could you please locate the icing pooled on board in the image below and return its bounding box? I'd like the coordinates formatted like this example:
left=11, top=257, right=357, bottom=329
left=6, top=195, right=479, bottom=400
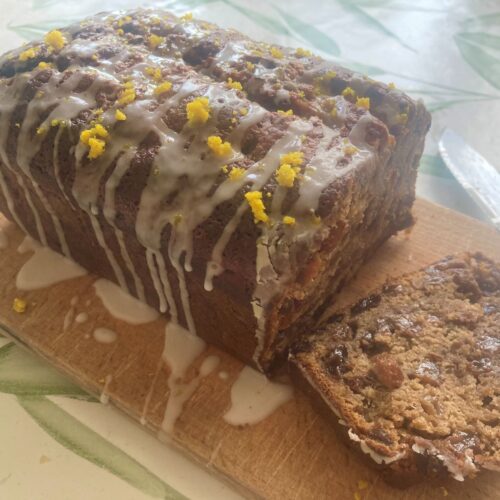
left=93, top=278, right=159, bottom=325
left=16, top=246, right=87, bottom=290
left=223, top=366, right=293, bottom=426
left=93, top=327, right=118, bottom=344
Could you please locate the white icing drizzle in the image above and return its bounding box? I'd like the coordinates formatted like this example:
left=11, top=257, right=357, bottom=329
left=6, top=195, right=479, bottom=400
left=223, top=366, right=293, bottom=426
left=63, top=296, right=79, bottom=332
left=348, top=429, right=406, bottom=465
left=75, top=312, right=88, bottom=324
left=0, top=74, right=47, bottom=245
left=53, top=126, right=75, bottom=207
left=17, top=235, right=39, bottom=254
left=16, top=245, right=87, bottom=290
left=154, top=250, right=178, bottom=322
left=93, top=327, right=117, bottom=344
left=160, top=322, right=212, bottom=436
left=103, top=147, right=146, bottom=301
left=93, top=278, right=159, bottom=325
left=100, top=374, right=113, bottom=404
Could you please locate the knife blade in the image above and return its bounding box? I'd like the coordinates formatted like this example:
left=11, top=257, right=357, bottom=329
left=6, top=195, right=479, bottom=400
left=439, top=129, right=500, bottom=231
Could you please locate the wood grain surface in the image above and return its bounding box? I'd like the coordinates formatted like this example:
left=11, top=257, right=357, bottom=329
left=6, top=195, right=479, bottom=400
left=1, top=198, right=499, bottom=500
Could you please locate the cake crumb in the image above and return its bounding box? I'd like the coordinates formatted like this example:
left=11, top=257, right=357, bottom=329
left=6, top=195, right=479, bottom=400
left=441, top=486, right=449, bottom=497
left=283, top=216, right=296, bottom=225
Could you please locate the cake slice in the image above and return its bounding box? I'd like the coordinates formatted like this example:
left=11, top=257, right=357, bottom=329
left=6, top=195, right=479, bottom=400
left=290, top=253, right=500, bottom=484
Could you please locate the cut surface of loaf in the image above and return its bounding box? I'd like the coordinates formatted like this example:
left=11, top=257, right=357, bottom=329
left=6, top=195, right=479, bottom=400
left=290, top=252, right=500, bottom=484
left=0, top=9, right=430, bottom=371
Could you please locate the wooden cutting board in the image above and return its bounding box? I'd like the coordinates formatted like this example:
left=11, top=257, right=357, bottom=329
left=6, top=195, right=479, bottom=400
left=0, top=198, right=499, bottom=500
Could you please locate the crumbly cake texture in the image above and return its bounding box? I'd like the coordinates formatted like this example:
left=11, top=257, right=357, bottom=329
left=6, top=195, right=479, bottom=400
left=290, top=253, right=500, bottom=484
left=0, top=10, right=430, bottom=371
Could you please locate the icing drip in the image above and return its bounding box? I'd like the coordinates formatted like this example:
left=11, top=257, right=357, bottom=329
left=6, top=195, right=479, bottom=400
left=0, top=169, right=28, bottom=234
left=93, top=327, right=118, bottom=344
left=93, top=278, right=159, bottom=325
left=223, top=366, right=293, bottom=426
left=16, top=246, right=87, bottom=290
left=89, top=213, right=128, bottom=291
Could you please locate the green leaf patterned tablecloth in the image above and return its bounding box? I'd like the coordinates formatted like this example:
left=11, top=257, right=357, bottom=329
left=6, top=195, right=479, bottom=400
left=1, top=1, right=499, bottom=499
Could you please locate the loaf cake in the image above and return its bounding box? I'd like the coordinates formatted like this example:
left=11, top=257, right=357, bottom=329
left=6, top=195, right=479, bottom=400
left=290, top=253, right=500, bottom=484
left=0, top=9, right=430, bottom=371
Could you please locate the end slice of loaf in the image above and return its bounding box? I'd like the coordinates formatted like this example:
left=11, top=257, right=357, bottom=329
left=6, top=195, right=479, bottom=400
left=290, top=252, right=500, bottom=485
